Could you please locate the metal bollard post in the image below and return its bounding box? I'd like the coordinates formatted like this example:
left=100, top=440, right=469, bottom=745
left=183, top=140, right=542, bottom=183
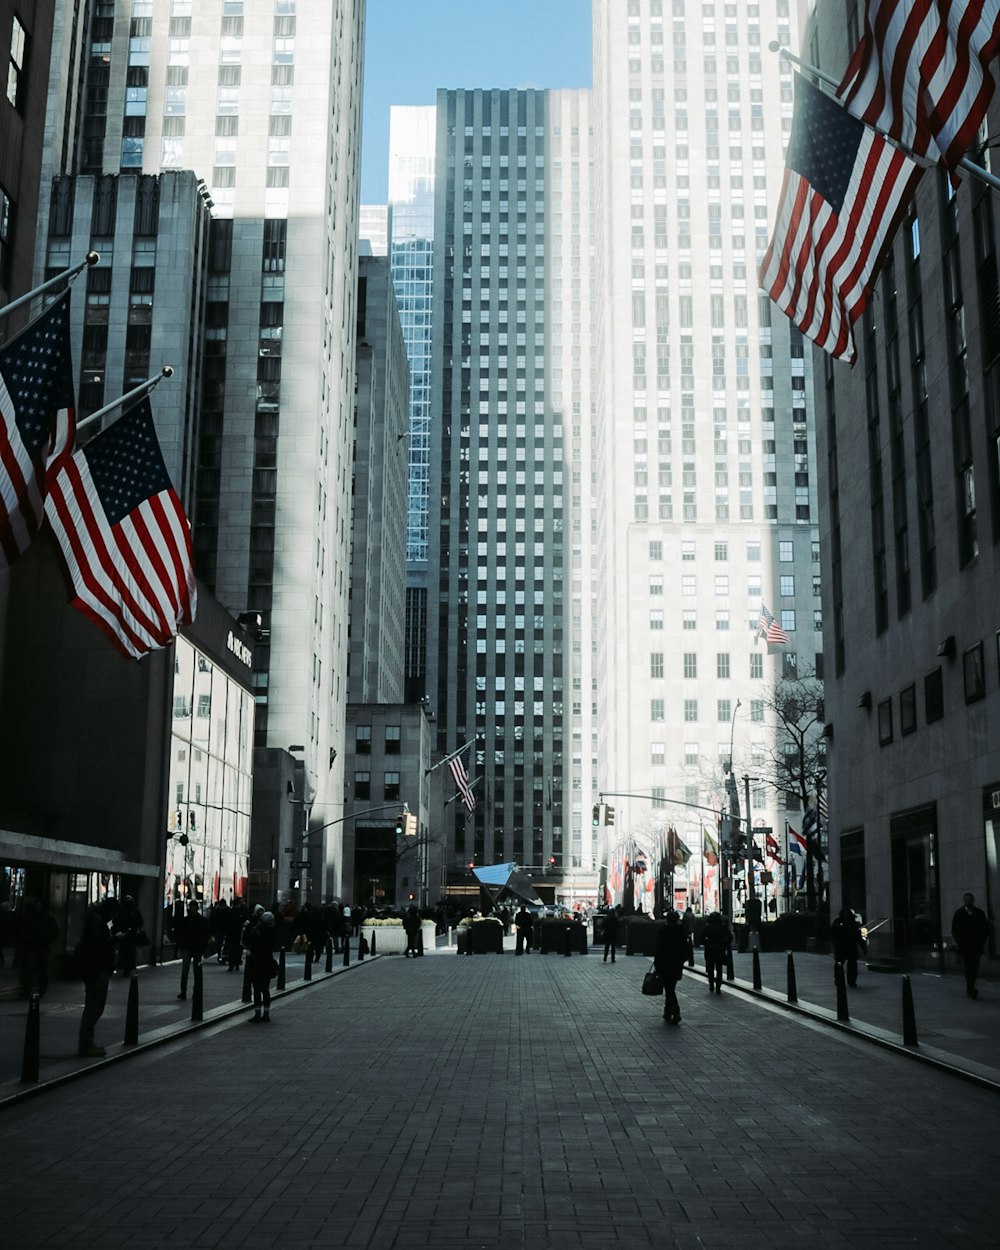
left=358, top=936, right=366, bottom=961
left=417, top=928, right=424, bottom=957
left=371, top=929, right=377, bottom=957
left=726, top=948, right=735, bottom=982
left=20, top=993, right=40, bottom=1083
left=325, top=940, right=333, bottom=973
left=304, top=944, right=313, bottom=981
left=124, top=971, right=140, bottom=1046
left=901, top=975, right=919, bottom=1046
left=191, top=959, right=204, bottom=1023
left=752, top=950, right=762, bottom=991
left=786, top=951, right=798, bottom=1004
left=277, top=948, right=286, bottom=991
left=342, top=936, right=350, bottom=966
left=242, top=958, right=253, bottom=1003
left=834, top=960, right=850, bottom=1021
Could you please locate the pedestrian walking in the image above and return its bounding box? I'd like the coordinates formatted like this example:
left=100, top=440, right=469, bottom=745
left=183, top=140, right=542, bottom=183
left=225, top=901, right=248, bottom=971
left=831, top=907, right=866, bottom=987
left=209, top=898, right=229, bottom=963
left=514, top=905, right=533, bottom=955
left=75, top=903, right=114, bottom=1057
left=702, top=910, right=731, bottom=993
left=603, top=905, right=622, bottom=963
left=246, top=911, right=277, bottom=1022
left=176, top=901, right=210, bottom=1000
left=653, top=910, right=688, bottom=1025
left=951, top=893, right=991, bottom=1000
left=19, top=898, right=59, bottom=997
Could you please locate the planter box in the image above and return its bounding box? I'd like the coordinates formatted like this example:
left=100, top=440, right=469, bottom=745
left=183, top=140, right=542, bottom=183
left=362, top=921, right=436, bottom=955
left=538, top=920, right=588, bottom=954
left=456, top=923, right=504, bottom=954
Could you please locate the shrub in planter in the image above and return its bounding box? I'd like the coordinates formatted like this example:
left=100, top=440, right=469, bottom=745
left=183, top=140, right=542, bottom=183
left=537, top=919, right=588, bottom=954
left=457, top=917, right=503, bottom=954
left=623, top=915, right=660, bottom=956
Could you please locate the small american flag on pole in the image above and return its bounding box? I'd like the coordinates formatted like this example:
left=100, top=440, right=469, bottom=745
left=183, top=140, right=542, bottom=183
left=839, top=0, right=1000, bottom=172
left=448, top=743, right=476, bottom=812
left=0, top=292, right=76, bottom=568
left=757, top=604, right=790, bottom=647
left=45, top=397, right=196, bottom=659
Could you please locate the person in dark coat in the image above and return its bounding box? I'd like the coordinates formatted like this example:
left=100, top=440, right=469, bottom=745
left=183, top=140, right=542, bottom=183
left=653, top=910, right=688, bottom=1025
left=603, top=905, right=622, bottom=963
left=830, top=907, right=866, bottom=988
left=403, top=906, right=421, bottom=957
left=112, top=896, right=145, bottom=975
left=76, top=903, right=115, bottom=1057
left=514, top=905, right=533, bottom=955
left=176, top=901, right=210, bottom=1000
left=951, top=893, right=991, bottom=1000
left=209, top=898, right=230, bottom=963
left=226, top=901, right=248, bottom=971
left=702, top=910, right=732, bottom=994
left=246, top=911, right=277, bottom=1022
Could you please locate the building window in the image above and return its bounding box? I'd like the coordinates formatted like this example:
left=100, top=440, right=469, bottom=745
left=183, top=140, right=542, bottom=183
left=750, top=653, right=763, bottom=679
left=650, top=609, right=664, bottom=630
left=964, top=642, right=986, bottom=703
left=900, top=684, right=917, bottom=736
left=354, top=771, right=370, bottom=800
left=385, top=725, right=401, bottom=754
left=683, top=653, right=697, bottom=678
left=924, top=667, right=944, bottom=723
left=717, top=653, right=730, bottom=679
left=651, top=698, right=665, bottom=721
left=685, top=743, right=699, bottom=766
left=780, top=575, right=795, bottom=596
left=383, top=771, right=401, bottom=801
left=7, top=16, right=26, bottom=111
left=750, top=699, right=764, bottom=723
left=355, top=725, right=371, bottom=754
left=684, top=699, right=698, bottom=722
left=878, top=698, right=893, bottom=745
left=779, top=540, right=793, bottom=562
left=650, top=652, right=664, bottom=678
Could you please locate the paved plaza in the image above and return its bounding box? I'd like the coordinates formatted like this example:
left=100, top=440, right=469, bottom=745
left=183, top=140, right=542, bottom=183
left=1, top=941, right=999, bottom=1248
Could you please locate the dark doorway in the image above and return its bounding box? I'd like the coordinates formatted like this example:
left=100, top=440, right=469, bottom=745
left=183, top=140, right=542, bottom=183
left=890, top=806, right=941, bottom=959
left=354, top=824, right=396, bottom=908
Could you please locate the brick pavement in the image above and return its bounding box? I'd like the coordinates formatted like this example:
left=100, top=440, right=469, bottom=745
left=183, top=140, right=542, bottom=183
left=1, top=943, right=999, bottom=1249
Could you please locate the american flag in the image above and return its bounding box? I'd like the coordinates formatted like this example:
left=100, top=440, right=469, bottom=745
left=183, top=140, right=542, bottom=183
left=0, top=293, right=76, bottom=568
left=757, top=603, right=790, bottom=647
left=759, top=73, right=922, bottom=363
left=45, top=397, right=196, bottom=659
left=839, top=0, right=1000, bottom=172
left=447, top=743, right=476, bottom=812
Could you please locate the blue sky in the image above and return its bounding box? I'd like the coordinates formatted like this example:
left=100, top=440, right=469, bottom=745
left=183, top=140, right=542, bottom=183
left=361, top=0, right=593, bottom=203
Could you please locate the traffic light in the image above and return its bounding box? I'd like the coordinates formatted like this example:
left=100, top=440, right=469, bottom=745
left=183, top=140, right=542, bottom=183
left=605, top=805, right=616, bottom=827
left=467, top=860, right=475, bottom=871
left=404, top=812, right=417, bottom=838
left=592, top=804, right=601, bottom=827
left=395, top=811, right=405, bottom=836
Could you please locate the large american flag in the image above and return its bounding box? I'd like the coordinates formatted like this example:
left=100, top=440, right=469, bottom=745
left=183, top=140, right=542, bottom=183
left=759, top=73, right=922, bottom=363
left=45, top=397, right=196, bottom=659
left=447, top=743, right=476, bottom=812
left=0, top=293, right=76, bottom=568
left=757, top=603, right=790, bottom=647
left=839, top=0, right=1000, bottom=172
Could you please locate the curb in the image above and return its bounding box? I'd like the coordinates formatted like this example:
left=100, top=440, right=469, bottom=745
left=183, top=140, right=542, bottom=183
left=0, top=955, right=382, bottom=1113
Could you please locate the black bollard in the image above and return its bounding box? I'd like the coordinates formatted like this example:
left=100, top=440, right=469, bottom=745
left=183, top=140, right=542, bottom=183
left=277, top=948, right=286, bottom=991
left=417, top=928, right=424, bottom=957
left=124, top=970, right=140, bottom=1046
left=20, top=993, right=40, bottom=1083
left=726, top=947, right=735, bottom=982
left=786, top=951, right=798, bottom=1003
left=191, top=959, right=204, bottom=1023
left=902, top=975, right=919, bottom=1046
left=465, top=931, right=472, bottom=955
left=371, top=929, right=377, bottom=957
left=834, top=960, right=850, bottom=1021
left=342, top=936, right=350, bottom=967
left=304, top=945, right=313, bottom=981
left=242, top=958, right=253, bottom=1003
left=325, top=940, right=333, bottom=973
left=358, top=936, right=366, bottom=962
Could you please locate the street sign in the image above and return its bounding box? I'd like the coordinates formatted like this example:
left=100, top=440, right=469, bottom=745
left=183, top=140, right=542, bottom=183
left=292, top=860, right=311, bottom=869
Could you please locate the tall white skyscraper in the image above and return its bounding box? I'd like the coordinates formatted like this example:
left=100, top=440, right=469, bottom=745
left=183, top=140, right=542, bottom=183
left=591, top=0, right=821, bottom=906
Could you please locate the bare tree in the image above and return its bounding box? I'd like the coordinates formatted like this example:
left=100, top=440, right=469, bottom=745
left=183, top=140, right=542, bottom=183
left=757, top=666, right=826, bottom=910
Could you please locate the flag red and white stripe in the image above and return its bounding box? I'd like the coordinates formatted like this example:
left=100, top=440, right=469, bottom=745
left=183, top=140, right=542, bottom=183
left=757, top=603, right=790, bottom=647
left=447, top=743, right=477, bottom=812
left=45, top=397, right=196, bottom=659
left=839, top=0, right=1000, bottom=171
left=0, top=293, right=76, bottom=568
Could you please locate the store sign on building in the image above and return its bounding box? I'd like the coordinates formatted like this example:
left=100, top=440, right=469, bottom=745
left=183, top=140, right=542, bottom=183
left=227, top=630, right=253, bottom=668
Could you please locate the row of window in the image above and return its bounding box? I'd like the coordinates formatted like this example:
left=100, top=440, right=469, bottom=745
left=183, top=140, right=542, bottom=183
left=877, top=637, right=997, bottom=745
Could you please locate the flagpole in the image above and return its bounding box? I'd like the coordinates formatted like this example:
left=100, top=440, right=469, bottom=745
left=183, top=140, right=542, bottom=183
left=75, top=366, right=174, bottom=435
left=0, top=252, right=100, bottom=322
left=424, top=737, right=477, bottom=778
left=770, top=42, right=1000, bottom=194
